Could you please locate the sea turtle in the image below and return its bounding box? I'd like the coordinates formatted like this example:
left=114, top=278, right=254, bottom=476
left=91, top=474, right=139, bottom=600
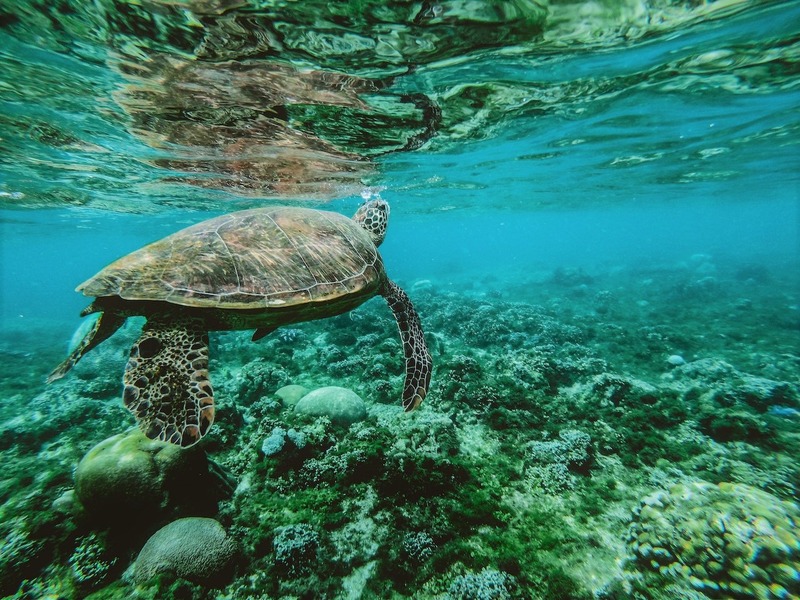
left=48, top=200, right=432, bottom=447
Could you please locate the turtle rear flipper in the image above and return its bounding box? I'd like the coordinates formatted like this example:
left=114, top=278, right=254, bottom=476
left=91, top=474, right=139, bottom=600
left=381, top=279, right=432, bottom=411
left=123, top=315, right=214, bottom=448
left=48, top=310, right=125, bottom=383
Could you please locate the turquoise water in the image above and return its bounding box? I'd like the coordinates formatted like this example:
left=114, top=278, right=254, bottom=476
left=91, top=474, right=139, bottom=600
left=1, top=1, right=799, bottom=599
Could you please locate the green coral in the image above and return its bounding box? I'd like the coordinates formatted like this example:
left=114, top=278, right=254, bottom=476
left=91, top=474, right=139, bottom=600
left=69, top=533, right=116, bottom=588
left=0, top=523, right=45, bottom=595
left=625, top=481, right=800, bottom=599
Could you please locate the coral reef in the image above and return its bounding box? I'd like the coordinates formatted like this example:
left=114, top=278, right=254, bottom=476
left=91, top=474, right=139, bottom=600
left=1, top=258, right=798, bottom=599
left=0, top=523, right=46, bottom=596
left=524, top=429, right=593, bottom=493
left=625, top=481, right=800, bottom=599
left=272, top=523, right=320, bottom=576
left=261, top=427, right=288, bottom=457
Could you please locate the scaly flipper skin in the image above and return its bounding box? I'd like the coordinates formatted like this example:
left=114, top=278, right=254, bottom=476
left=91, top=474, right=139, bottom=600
left=381, top=279, right=432, bottom=410
left=123, top=315, right=214, bottom=448
left=47, top=310, right=125, bottom=383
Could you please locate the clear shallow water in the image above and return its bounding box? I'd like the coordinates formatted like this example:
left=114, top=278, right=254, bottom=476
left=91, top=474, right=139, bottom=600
left=1, top=1, right=799, bottom=599
left=2, top=197, right=797, bottom=325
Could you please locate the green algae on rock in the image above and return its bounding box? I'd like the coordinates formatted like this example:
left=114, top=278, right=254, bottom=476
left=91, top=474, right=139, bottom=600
left=73, top=430, right=218, bottom=527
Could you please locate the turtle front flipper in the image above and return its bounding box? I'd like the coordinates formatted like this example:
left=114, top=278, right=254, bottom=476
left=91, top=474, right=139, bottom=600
left=380, top=279, right=432, bottom=411
left=123, top=315, right=214, bottom=448
left=48, top=310, right=125, bottom=383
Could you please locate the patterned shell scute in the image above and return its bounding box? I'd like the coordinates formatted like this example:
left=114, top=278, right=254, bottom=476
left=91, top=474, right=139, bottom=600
left=79, top=208, right=384, bottom=309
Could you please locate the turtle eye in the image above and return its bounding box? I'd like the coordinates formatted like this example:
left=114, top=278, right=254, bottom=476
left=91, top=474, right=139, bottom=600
left=137, top=336, right=163, bottom=359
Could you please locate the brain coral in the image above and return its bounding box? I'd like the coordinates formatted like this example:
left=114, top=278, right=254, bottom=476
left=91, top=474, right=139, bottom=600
left=135, top=517, right=237, bottom=586
left=625, top=481, right=799, bottom=599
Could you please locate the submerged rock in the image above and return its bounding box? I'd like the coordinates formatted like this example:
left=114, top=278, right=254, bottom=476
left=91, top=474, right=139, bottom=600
left=51, top=489, right=78, bottom=515
left=666, top=354, right=685, bottom=366
left=734, top=375, right=798, bottom=411
left=134, top=517, right=237, bottom=586
left=294, top=386, right=367, bottom=425
left=274, top=384, right=310, bottom=408
left=73, top=430, right=216, bottom=527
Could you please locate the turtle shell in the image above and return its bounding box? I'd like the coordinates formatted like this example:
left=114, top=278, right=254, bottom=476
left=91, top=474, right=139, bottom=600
left=79, top=207, right=385, bottom=310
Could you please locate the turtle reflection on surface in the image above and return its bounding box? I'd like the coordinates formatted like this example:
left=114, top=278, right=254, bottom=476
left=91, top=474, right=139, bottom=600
left=113, top=53, right=380, bottom=198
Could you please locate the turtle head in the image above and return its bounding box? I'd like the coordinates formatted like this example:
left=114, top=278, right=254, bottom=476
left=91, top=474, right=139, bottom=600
left=353, top=199, right=389, bottom=247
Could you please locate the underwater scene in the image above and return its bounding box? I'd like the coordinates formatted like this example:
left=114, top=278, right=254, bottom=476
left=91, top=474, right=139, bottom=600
left=1, top=0, right=799, bottom=598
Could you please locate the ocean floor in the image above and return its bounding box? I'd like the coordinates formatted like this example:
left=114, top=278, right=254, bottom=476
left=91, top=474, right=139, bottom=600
left=0, top=254, right=798, bottom=599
